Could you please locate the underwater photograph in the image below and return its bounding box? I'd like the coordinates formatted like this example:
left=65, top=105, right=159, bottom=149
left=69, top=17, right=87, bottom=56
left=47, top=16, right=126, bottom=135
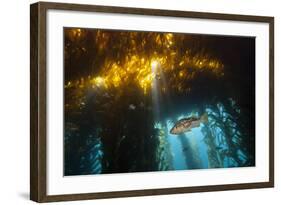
left=63, top=28, right=255, bottom=176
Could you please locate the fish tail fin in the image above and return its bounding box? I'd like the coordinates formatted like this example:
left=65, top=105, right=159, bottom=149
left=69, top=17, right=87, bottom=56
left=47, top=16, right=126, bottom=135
left=200, top=113, right=208, bottom=124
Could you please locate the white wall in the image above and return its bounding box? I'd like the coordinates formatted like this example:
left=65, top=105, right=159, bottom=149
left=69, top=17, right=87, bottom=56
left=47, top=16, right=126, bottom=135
left=0, top=0, right=279, bottom=204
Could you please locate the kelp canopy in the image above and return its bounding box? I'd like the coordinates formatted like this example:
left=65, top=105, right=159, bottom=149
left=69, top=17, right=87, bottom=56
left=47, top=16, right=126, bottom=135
left=65, top=29, right=224, bottom=94
left=64, top=28, right=255, bottom=175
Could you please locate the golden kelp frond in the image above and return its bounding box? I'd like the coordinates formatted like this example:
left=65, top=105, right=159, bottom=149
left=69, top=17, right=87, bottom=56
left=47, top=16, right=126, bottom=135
left=89, top=55, right=223, bottom=94
left=65, top=28, right=85, bottom=42
left=65, top=29, right=224, bottom=94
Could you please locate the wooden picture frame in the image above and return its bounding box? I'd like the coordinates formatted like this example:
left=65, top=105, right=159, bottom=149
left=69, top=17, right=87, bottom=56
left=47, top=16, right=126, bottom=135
left=30, top=1, right=274, bottom=202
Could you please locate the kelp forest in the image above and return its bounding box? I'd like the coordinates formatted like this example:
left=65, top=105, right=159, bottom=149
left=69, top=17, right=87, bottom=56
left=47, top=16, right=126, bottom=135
left=64, top=28, right=255, bottom=175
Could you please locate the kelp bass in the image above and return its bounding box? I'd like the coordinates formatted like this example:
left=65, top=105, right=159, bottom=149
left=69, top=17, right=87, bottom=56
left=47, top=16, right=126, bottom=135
left=170, top=113, right=208, bottom=135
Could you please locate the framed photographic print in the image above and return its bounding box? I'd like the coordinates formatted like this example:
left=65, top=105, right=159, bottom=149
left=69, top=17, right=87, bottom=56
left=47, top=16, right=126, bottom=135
left=30, top=1, right=274, bottom=202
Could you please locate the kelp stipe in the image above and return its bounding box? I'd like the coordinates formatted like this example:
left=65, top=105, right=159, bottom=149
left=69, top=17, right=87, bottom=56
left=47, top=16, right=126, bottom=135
left=202, top=98, right=255, bottom=169
left=154, top=123, right=174, bottom=171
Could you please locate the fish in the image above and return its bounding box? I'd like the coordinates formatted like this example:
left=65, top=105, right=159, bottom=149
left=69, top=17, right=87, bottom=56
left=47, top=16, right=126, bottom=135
left=128, top=104, right=136, bottom=110
left=170, top=113, right=208, bottom=135
left=139, top=102, right=145, bottom=108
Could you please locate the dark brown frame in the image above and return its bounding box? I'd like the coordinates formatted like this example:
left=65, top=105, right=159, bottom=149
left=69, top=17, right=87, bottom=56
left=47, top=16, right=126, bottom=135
left=30, top=1, right=274, bottom=202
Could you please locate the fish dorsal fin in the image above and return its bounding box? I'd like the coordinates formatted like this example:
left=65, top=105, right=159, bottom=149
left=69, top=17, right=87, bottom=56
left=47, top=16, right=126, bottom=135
left=186, top=112, right=197, bottom=121
left=190, top=111, right=197, bottom=117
